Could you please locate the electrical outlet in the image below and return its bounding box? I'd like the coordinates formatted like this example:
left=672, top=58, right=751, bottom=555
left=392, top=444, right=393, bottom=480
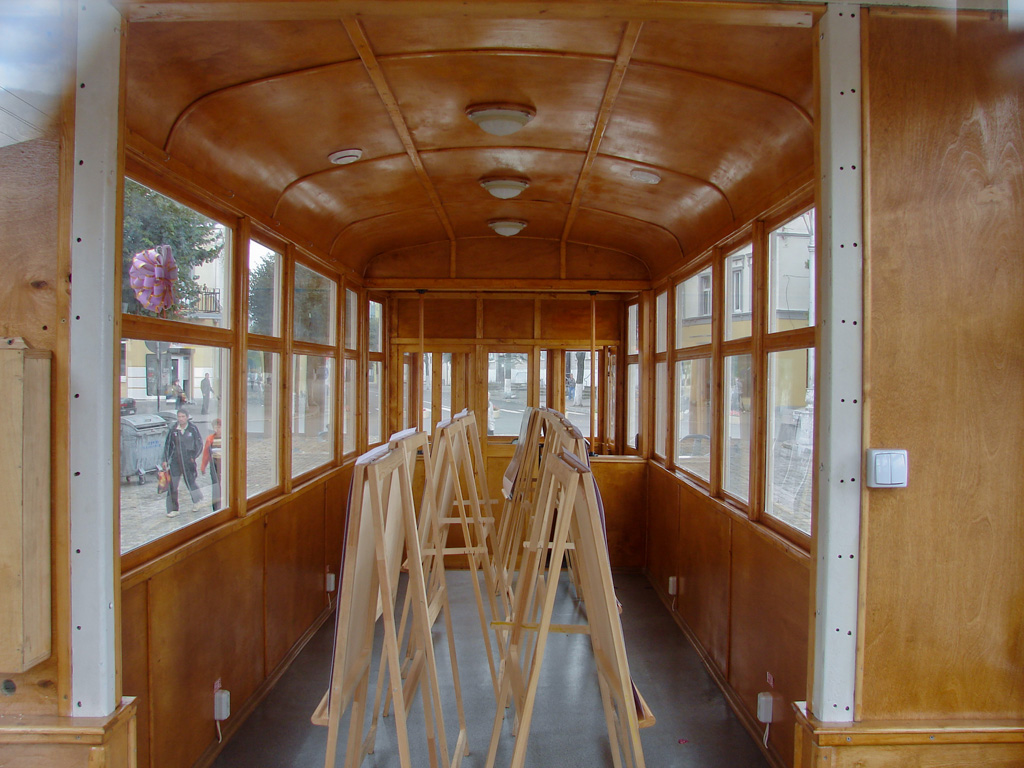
left=214, top=688, right=230, bottom=721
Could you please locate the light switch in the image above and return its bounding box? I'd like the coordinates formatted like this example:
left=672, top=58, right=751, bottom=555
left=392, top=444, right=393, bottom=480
left=866, top=449, right=908, bottom=488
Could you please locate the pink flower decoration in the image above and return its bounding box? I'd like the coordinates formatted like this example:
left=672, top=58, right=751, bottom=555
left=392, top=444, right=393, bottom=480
left=129, top=245, right=177, bottom=313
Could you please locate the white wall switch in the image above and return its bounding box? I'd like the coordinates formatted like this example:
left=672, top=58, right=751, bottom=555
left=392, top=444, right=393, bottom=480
left=214, top=688, right=230, bottom=721
left=866, top=449, right=908, bottom=488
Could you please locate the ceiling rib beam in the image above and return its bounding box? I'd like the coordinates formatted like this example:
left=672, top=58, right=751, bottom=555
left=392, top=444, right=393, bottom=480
left=559, top=19, right=642, bottom=279
left=342, top=17, right=457, bottom=254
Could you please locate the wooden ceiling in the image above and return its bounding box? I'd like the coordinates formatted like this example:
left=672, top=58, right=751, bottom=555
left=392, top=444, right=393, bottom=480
left=121, top=1, right=818, bottom=288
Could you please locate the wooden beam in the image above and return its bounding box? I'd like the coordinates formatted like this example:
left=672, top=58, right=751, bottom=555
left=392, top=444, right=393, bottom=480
left=365, top=278, right=649, bottom=292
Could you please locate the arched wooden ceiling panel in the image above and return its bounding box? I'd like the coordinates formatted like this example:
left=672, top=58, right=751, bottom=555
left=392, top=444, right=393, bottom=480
left=454, top=238, right=561, bottom=280
left=364, top=242, right=451, bottom=280
left=602, top=64, right=813, bottom=220
left=332, top=210, right=449, bottom=273
left=359, top=17, right=625, bottom=57
left=633, top=20, right=815, bottom=113
left=570, top=207, right=683, bottom=278
left=165, top=64, right=405, bottom=214
left=275, top=155, right=429, bottom=251
left=377, top=54, right=615, bottom=152
left=445, top=199, right=568, bottom=240
left=126, top=20, right=357, bottom=148
left=420, top=147, right=583, bottom=207
left=581, top=155, right=735, bottom=256
left=565, top=243, right=651, bottom=282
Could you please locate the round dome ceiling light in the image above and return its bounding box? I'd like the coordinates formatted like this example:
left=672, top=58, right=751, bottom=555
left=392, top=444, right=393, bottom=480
left=479, top=176, right=530, bottom=199
left=630, top=167, right=661, bottom=184
left=466, top=103, right=536, bottom=136
left=328, top=148, right=363, bottom=165
left=488, top=219, right=528, bottom=237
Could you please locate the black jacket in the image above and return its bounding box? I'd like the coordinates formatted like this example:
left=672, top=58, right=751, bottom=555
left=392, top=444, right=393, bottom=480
left=164, top=421, right=203, bottom=469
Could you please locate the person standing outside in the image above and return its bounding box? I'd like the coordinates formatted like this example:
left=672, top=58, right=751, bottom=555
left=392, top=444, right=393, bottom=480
left=162, top=409, right=203, bottom=518
left=200, top=417, right=222, bottom=511
left=200, top=372, right=215, bottom=415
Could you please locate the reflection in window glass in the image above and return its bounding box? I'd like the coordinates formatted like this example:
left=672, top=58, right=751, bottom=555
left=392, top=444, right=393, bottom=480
left=246, top=351, right=279, bottom=498
left=675, top=358, right=712, bottom=480
left=345, top=289, right=359, bottom=349
left=770, top=210, right=815, bottom=333
left=343, top=358, right=357, bottom=454
left=293, top=264, right=335, bottom=346
left=539, top=350, right=548, bottom=408
left=122, top=179, right=230, bottom=328
left=627, top=303, right=639, bottom=355
left=766, top=349, right=814, bottom=535
left=655, top=291, right=667, bottom=353
left=564, top=350, right=600, bottom=438
left=725, top=244, right=752, bottom=340
left=368, top=361, right=382, bottom=445
left=488, top=351, right=528, bottom=436
left=248, top=241, right=281, bottom=336
left=605, top=348, right=616, bottom=449
left=723, top=354, right=753, bottom=501
left=626, top=363, right=639, bottom=450
left=676, top=268, right=713, bottom=348
left=441, top=352, right=452, bottom=424
left=119, top=339, right=228, bottom=554
left=368, top=300, right=383, bottom=353
left=423, top=352, right=434, bottom=434
left=403, top=353, right=414, bottom=430
left=292, top=355, right=334, bottom=477
left=655, top=361, right=667, bottom=457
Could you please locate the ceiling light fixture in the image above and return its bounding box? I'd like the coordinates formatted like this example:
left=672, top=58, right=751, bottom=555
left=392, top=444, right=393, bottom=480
left=328, top=148, right=363, bottom=165
left=488, top=219, right=528, bottom=237
left=630, top=167, right=661, bottom=184
left=479, top=176, right=530, bottom=199
left=466, top=103, right=536, bottom=136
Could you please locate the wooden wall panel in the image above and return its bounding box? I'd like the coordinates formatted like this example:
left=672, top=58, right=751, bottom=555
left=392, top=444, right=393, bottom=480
left=644, top=465, right=679, bottom=595
left=121, top=583, right=150, bottom=768
left=265, top=483, right=327, bottom=673
left=395, top=296, right=421, bottom=339
left=454, top=240, right=561, bottom=281
left=591, top=458, right=647, bottom=571
left=675, top=481, right=731, bottom=674
left=539, top=299, right=596, bottom=341
left=148, top=522, right=264, bottom=768
left=730, top=523, right=809, bottom=765
left=832, top=743, right=1024, bottom=768
left=365, top=242, right=451, bottom=281
left=861, top=11, right=1024, bottom=720
left=324, top=467, right=351, bottom=583
left=481, top=299, right=534, bottom=340
left=422, top=298, right=477, bottom=339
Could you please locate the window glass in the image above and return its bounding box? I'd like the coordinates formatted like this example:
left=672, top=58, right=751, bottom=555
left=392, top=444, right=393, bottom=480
left=626, top=363, right=640, bottom=450
left=675, top=358, right=712, bottom=480
left=654, top=361, right=667, bottom=457
left=766, top=348, right=814, bottom=535
left=539, top=350, right=548, bottom=408
left=488, top=351, right=528, bottom=436
left=343, top=358, right=357, bottom=454
left=367, top=360, right=382, bottom=445
left=605, top=347, right=616, bottom=449
left=676, top=268, right=713, bottom=348
left=119, top=338, right=228, bottom=554
left=246, top=351, right=279, bottom=498
left=423, top=352, right=434, bottom=434
left=403, top=353, right=414, bottom=430
left=293, top=264, right=336, bottom=346
left=723, top=354, right=753, bottom=501
left=368, top=300, right=383, bottom=353
left=122, top=179, right=231, bottom=328
left=627, top=303, right=639, bottom=355
left=345, top=289, right=359, bottom=350
left=564, top=350, right=600, bottom=438
left=770, top=210, right=816, bottom=332
left=441, top=352, right=452, bottom=424
left=655, top=290, right=667, bottom=353
left=724, top=243, right=752, bottom=341
left=291, top=355, right=334, bottom=477
left=248, top=241, right=281, bottom=337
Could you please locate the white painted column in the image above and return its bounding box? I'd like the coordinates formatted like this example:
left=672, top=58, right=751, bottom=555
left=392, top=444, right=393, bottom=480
left=812, top=3, right=864, bottom=723
left=68, top=0, right=122, bottom=717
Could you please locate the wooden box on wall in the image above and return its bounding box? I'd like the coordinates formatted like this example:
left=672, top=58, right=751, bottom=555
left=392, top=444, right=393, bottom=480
left=0, top=348, right=51, bottom=672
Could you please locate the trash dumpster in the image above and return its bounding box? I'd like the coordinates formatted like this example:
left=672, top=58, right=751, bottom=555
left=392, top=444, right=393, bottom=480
left=120, top=413, right=168, bottom=484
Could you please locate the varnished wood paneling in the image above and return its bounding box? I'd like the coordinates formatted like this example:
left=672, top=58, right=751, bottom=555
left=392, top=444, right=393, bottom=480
left=148, top=523, right=264, bottom=768
left=539, top=298, right=594, bottom=341
left=730, top=522, right=809, bottom=765
left=121, top=583, right=149, bottom=768
left=325, top=467, right=351, bottom=582
left=591, top=458, right=646, bottom=570
left=676, top=480, right=731, bottom=674
left=365, top=242, right=451, bottom=281
left=832, top=744, right=1024, bottom=768
left=454, top=239, right=561, bottom=281
left=265, top=483, right=327, bottom=672
left=481, top=299, right=534, bottom=340
left=563, top=243, right=650, bottom=282
left=644, top=465, right=678, bottom=594
left=861, top=11, right=1024, bottom=721
left=422, top=298, right=477, bottom=339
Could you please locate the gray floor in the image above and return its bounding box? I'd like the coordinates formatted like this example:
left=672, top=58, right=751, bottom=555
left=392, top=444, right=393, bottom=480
left=211, top=571, right=769, bottom=768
